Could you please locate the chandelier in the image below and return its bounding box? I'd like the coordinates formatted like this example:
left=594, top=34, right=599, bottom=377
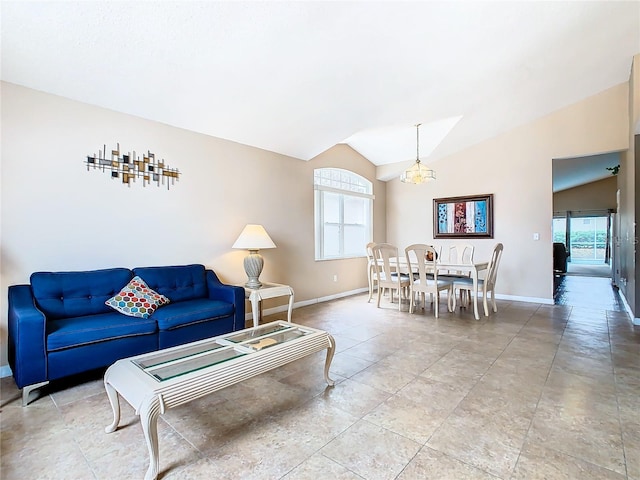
left=400, top=124, right=436, bottom=184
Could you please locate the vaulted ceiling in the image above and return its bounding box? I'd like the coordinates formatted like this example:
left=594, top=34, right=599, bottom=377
left=1, top=1, right=639, bottom=186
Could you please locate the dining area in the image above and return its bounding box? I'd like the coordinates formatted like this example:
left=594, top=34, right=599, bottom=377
left=366, top=242, right=504, bottom=320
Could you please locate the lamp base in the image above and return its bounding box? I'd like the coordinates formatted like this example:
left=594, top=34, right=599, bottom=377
left=243, top=250, right=264, bottom=289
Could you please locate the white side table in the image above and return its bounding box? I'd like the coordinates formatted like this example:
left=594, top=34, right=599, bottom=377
left=241, top=282, right=294, bottom=327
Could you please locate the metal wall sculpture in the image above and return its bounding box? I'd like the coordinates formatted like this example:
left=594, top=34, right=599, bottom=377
left=85, top=144, right=180, bottom=190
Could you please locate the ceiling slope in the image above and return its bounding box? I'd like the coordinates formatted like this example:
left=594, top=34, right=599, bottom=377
left=1, top=1, right=639, bottom=183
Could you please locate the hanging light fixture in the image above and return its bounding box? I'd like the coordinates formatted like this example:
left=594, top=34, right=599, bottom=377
left=400, top=123, right=436, bottom=184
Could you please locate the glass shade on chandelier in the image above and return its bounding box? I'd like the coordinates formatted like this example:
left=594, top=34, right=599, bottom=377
left=232, top=224, right=276, bottom=289
left=400, top=160, right=436, bottom=184
left=400, top=123, right=436, bottom=185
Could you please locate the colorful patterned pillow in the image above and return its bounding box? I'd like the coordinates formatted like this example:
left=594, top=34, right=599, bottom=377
left=105, top=276, right=170, bottom=318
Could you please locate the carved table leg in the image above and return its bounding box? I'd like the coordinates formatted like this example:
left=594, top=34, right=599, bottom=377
left=104, top=380, right=121, bottom=434
left=324, top=335, right=336, bottom=386
left=286, top=288, right=295, bottom=323
left=140, top=396, right=162, bottom=480
left=251, top=295, right=261, bottom=328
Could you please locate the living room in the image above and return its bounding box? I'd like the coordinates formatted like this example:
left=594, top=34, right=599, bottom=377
left=1, top=2, right=639, bottom=479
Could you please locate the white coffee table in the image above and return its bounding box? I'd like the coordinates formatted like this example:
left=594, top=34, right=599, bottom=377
left=103, top=321, right=335, bottom=480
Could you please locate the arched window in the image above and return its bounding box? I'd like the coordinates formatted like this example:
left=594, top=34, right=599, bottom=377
left=314, top=168, right=374, bottom=260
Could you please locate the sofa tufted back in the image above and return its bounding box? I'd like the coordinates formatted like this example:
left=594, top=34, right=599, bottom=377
left=31, top=268, right=133, bottom=320
left=133, top=264, right=208, bottom=303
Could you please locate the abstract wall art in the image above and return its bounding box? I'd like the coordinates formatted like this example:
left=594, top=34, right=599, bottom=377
left=85, top=144, right=180, bottom=190
left=433, top=194, right=494, bottom=238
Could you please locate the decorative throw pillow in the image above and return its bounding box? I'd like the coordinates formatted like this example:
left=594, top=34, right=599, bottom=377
left=105, top=276, right=170, bottom=318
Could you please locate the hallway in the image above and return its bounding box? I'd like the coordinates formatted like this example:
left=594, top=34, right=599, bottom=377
left=554, top=272, right=625, bottom=311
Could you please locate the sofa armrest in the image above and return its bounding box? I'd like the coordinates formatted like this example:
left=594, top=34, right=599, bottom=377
left=205, top=270, right=245, bottom=330
left=8, top=285, right=48, bottom=389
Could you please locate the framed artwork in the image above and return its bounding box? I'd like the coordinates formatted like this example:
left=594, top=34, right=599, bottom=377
left=433, top=194, right=493, bottom=238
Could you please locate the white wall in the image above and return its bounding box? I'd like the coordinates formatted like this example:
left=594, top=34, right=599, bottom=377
left=0, top=82, right=387, bottom=369
left=386, top=83, right=629, bottom=302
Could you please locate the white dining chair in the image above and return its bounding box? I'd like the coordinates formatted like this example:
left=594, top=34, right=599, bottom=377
left=437, top=244, right=475, bottom=305
left=365, top=242, right=378, bottom=302
left=450, top=243, right=504, bottom=316
left=372, top=243, right=411, bottom=311
left=446, top=244, right=475, bottom=270
left=405, top=244, right=453, bottom=317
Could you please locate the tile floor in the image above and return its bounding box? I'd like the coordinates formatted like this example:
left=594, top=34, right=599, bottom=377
left=1, top=284, right=638, bottom=480
left=554, top=272, right=625, bottom=311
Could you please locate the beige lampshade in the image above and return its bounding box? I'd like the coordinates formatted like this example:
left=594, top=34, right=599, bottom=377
left=232, top=224, right=276, bottom=289
left=232, top=224, right=276, bottom=250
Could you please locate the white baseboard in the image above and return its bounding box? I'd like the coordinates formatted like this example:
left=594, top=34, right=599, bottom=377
left=247, top=287, right=369, bottom=320
left=618, top=289, right=639, bottom=325
left=494, top=293, right=554, bottom=305
left=0, top=365, right=13, bottom=379
left=252, top=288, right=550, bottom=320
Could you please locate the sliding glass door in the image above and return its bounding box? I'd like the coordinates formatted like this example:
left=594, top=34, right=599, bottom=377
left=552, top=211, right=612, bottom=265
left=568, top=216, right=608, bottom=264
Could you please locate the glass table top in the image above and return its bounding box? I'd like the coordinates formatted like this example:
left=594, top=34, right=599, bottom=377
left=132, top=322, right=314, bottom=381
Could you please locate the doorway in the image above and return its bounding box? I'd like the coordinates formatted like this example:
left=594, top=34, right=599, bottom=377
left=553, top=211, right=617, bottom=306
left=552, top=211, right=612, bottom=276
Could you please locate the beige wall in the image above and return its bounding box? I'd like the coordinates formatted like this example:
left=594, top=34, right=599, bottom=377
left=0, top=82, right=387, bottom=369
left=553, top=176, right=618, bottom=213
left=618, top=53, right=640, bottom=322
left=386, top=83, right=629, bottom=302
left=616, top=55, right=638, bottom=322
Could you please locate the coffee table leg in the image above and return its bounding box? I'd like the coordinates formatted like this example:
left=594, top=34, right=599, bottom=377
left=324, top=335, right=336, bottom=386
left=104, top=380, right=121, bottom=434
left=140, top=397, right=162, bottom=480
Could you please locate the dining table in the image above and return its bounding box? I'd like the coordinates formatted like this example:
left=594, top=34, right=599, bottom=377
left=391, top=257, right=489, bottom=320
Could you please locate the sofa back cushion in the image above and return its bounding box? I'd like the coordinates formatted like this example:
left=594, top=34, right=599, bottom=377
left=133, top=264, right=208, bottom=303
left=31, top=268, right=133, bottom=320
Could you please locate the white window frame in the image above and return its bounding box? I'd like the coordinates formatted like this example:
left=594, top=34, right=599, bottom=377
left=314, top=168, right=374, bottom=261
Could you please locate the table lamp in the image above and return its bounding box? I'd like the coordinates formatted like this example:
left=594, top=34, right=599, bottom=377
left=232, top=224, right=276, bottom=288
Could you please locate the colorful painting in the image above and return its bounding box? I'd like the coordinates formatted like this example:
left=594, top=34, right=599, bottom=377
left=434, top=194, right=493, bottom=238
left=85, top=143, right=180, bottom=190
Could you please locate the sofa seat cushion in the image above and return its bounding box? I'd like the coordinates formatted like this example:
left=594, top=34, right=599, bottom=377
left=47, top=312, right=157, bottom=352
left=151, top=298, right=234, bottom=331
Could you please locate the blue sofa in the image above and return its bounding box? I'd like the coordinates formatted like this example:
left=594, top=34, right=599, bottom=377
left=8, top=264, right=245, bottom=405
